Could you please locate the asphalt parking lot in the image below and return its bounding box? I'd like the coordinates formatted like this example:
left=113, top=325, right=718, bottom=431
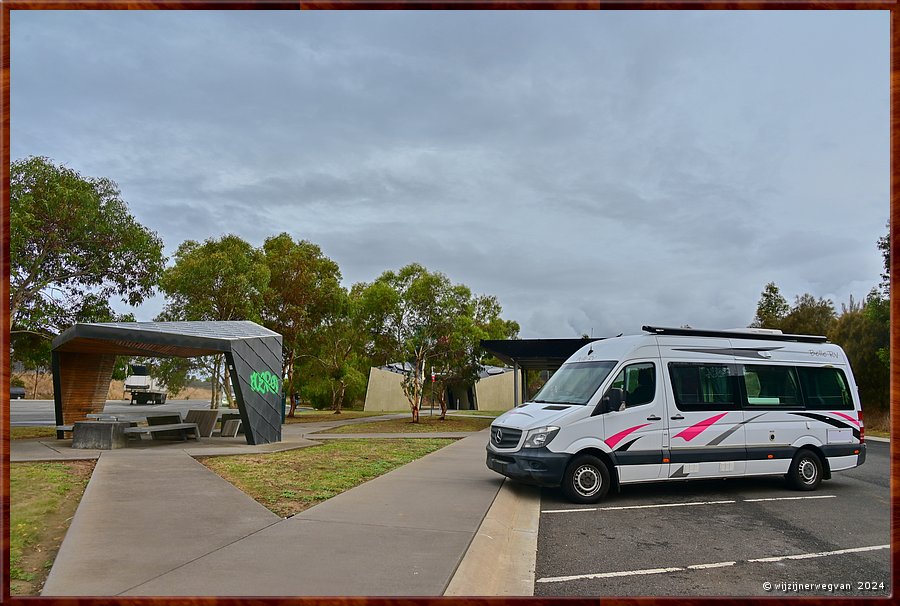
left=535, top=440, right=890, bottom=597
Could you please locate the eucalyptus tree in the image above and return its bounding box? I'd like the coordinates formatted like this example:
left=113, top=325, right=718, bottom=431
left=430, top=295, right=519, bottom=419
left=157, top=235, right=269, bottom=407
left=260, top=233, right=343, bottom=415
left=10, top=156, right=164, bottom=367
left=359, top=263, right=518, bottom=422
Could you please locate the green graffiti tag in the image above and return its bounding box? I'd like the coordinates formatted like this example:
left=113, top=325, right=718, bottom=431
left=250, top=370, right=280, bottom=396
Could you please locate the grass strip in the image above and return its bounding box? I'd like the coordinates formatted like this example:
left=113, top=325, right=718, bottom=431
left=10, top=461, right=95, bottom=595
left=283, top=411, right=389, bottom=424
left=321, top=415, right=493, bottom=434
left=446, top=410, right=507, bottom=418
left=200, top=438, right=455, bottom=517
left=10, top=427, right=57, bottom=440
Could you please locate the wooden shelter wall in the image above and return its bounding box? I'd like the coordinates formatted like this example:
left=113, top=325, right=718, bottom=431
left=57, top=352, right=117, bottom=424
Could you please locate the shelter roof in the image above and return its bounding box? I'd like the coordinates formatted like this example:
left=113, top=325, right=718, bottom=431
left=480, top=338, right=602, bottom=371
left=52, top=321, right=280, bottom=357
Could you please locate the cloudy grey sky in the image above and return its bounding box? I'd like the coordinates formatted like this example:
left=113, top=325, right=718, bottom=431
left=11, top=10, right=888, bottom=338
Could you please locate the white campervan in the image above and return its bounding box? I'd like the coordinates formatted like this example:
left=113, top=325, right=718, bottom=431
left=486, top=326, right=865, bottom=504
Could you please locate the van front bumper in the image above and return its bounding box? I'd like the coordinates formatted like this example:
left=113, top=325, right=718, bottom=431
left=485, top=446, right=570, bottom=487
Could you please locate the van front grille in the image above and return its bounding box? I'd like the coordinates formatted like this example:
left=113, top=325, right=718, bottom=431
left=490, top=426, right=522, bottom=449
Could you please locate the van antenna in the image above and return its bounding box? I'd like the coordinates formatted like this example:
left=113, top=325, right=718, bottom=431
left=588, top=328, right=594, bottom=356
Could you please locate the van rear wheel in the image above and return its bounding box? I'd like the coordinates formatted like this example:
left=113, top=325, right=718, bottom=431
left=562, top=455, right=610, bottom=504
left=786, top=449, right=823, bottom=491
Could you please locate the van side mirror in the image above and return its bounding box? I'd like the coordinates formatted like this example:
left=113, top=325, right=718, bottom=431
left=595, top=387, right=624, bottom=415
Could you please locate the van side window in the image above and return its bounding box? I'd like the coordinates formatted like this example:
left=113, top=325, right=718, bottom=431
left=668, top=363, right=738, bottom=411
left=610, top=362, right=655, bottom=408
left=742, top=365, right=801, bottom=408
left=798, top=367, right=853, bottom=411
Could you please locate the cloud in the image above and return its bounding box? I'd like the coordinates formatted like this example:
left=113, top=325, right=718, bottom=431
left=11, top=11, right=889, bottom=335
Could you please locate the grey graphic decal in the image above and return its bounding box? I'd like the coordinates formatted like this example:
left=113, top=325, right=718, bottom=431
left=670, top=465, right=690, bottom=478
left=672, top=347, right=783, bottom=359
left=615, top=437, right=641, bottom=452
left=706, top=414, right=765, bottom=446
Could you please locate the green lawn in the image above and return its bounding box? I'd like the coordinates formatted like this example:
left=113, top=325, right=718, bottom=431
left=283, top=410, right=389, bottom=424
left=10, top=427, right=57, bottom=440
left=446, top=410, right=507, bottom=418
left=320, top=415, right=493, bottom=434
left=10, top=461, right=95, bottom=595
left=200, top=438, right=455, bottom=517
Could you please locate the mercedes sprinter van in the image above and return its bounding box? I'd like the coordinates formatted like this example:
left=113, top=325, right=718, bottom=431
left=486, top=326, right=865, bottom=503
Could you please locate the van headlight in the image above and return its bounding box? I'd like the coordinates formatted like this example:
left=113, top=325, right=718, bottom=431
left=523, top=426, right=560, bottom=448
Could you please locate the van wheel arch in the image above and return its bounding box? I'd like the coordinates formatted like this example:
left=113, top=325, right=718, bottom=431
left=797, top=444, right=832, bottom=480
left=786, top=447, right=827, bottom=490
left=574, top=448, right=620, bottom=492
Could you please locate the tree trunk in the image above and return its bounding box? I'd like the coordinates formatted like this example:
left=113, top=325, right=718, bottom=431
left=336, top=381, right=346, bottom=414
left=32, top=368, right=40, bottom=399
left=210, top=355, right=221, bottom=409
left=223, top=363, right=235, bottom=408
left=286, top=353, right=297, bottom=417
left=331, top=381, right=342, bottom=414
left=439, top=384, right=447, bottom=421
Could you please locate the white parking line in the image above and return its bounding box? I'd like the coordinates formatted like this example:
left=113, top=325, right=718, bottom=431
left=748, top=544, right=889, bottom=563
left=536, top=544, right=889, bottom=584
left=744, top=495, right=837, bottom=503
left=538, top=567, right=684, bottom=583
left=687, top=561, right=736, bottom=570
left=543, top=495, right=837, bottom=513
left=542, top=500, right=735, bottom=514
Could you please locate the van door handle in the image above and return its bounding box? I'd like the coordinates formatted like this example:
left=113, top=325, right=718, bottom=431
left=670, top=414, right=684, bottom=420
left=647, top=415, right=661, bottom=421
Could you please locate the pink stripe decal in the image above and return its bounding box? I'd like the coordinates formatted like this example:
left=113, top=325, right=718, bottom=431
left=833, top=412, right=860, bottom=427
left=673, top=412, right=729, bottom=442
left=605, top=423, right=652, bottom=449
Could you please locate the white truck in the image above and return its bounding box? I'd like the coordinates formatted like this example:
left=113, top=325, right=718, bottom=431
left=124, top=364, right=168, bottom=405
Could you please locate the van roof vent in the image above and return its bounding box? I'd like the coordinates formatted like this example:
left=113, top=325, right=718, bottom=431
left=642, top=325, right=827, bottom=344
left=723, top=327, right=783, bottom=335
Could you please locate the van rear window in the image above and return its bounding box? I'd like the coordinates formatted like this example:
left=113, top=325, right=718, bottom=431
left=798, top=367, right=853, bottom=411
left=668, top=363, right=739, bottom=411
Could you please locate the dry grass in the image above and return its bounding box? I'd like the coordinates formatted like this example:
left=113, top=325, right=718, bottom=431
left=10, top=427, right=57, bottom=440
left=10, top=461, right=95, bottom=595
left=283, top=411, right=388, bottom=424
left=200, top=438, right=455, bottom=517
left=864, top=408, right=890, bottom=438
left=321, top=415, right=493, bottom=434
left=447, top=410, right=507, bottom=418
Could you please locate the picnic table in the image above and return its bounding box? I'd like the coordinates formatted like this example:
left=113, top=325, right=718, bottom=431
left=59, top=409, right=244, bottom=446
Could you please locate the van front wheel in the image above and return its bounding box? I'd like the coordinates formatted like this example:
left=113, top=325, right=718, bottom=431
left=786, top=449, right=823, bottom=491
left=562, top=455, right=610, bottom=504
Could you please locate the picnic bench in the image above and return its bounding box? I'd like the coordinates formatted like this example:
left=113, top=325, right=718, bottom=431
left=124, top=422, right=200, bottom=441
left=56, top=410, right=242, bottom=445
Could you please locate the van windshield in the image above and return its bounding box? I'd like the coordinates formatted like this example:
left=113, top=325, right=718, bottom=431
left=531, top=361, right=617, bottom=405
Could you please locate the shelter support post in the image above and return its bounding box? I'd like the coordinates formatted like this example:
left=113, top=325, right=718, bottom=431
left=513, top=361, right=519, bottom=407
left=226, top=339, right=283, bottom=445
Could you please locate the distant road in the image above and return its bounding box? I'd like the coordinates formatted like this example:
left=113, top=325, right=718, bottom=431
left=10, top=399, right=220, bottom=426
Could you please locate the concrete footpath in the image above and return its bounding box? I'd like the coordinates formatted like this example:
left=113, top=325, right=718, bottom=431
left=40, top=429, right=516, bottom=596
